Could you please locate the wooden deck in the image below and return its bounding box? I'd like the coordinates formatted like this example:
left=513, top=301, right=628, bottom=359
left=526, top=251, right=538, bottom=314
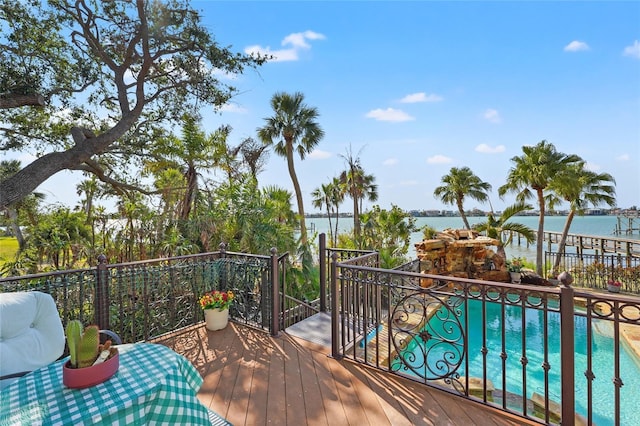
left=153, top=322, right=539, bottom=426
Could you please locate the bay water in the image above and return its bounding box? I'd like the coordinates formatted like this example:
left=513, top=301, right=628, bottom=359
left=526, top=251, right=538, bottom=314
left=307, top=215, right=640, bottom=261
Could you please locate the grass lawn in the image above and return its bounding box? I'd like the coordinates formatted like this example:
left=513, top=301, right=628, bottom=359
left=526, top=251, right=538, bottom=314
left=0, top=236, right=19, bottom=266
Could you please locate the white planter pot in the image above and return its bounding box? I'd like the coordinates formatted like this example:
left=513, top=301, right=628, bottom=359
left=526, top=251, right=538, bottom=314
left=204, top=308, right=229, bottom=331
left=509, top=272, right=521, bottom=284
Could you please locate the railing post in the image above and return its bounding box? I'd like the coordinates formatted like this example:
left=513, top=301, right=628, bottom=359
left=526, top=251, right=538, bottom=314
left=330, top=252, right=341, bottom=359
left=319, top=233, right=327, bottom=312
left=559, top=271, right=575, bottom=426
left=270, top=247, right=280, bottom=336
left=95, top=254, right=109, bottom=330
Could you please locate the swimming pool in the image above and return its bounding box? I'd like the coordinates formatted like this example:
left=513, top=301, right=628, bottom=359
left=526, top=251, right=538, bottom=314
left=394, top=298, right=639, bottom=426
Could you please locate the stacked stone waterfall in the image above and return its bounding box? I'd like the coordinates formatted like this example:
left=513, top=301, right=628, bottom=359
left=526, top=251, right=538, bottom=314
left=414, top=228, right=510, bottom=285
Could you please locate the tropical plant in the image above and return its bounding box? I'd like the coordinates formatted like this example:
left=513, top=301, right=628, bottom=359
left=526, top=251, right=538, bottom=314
left=498, top=141, right=581, bottom=275
left=147, top=116, right=232, bottom=221
left=358, top=204, right=417, bottom=268
left=547, top=161, right=616, bottom=275
left=472, top=202, right=535, bottom=260
left=339, top=147, right=378, bottom=246
left=257, top=91, right=325, bottom=246
left=311, top=177, right=345, bottom=247
left=434, top=167, right=492, bottom=230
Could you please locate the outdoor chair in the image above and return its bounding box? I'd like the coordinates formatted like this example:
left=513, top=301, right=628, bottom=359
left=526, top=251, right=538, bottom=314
left=0, top=291, right=121, bottom=390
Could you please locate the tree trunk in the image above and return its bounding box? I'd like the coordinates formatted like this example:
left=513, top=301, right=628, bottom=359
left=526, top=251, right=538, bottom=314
left=553, top=210, right=575, bottom=274
left=285, top=140, right=307, bottom=246
left=457, top=198, right=470, bottom=229
left=6, top=207, right=25, bottom=251
left=352, top=193, right=360, bottom=247
left=0, top=112, right=142, bottom=210
left=536, top=189, right=545, bottom=275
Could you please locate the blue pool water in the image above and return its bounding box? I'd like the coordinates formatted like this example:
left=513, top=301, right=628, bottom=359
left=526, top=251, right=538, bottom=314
left=397, top=299, right=639, bottom=425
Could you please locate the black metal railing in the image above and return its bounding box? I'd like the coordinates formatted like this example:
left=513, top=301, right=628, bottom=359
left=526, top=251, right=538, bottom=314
left=330, top=256, right=640, bottom=426
left=545, top=251, right=640, bottom=294
left=0, top=246, right=284, bottom=342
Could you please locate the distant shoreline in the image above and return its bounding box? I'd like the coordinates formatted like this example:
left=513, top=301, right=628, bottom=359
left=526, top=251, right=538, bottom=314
left=306, top=209, right=639, bottom=219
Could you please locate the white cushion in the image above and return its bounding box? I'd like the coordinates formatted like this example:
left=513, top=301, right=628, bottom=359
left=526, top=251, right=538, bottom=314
left=0, top=291, right=65, bottom=389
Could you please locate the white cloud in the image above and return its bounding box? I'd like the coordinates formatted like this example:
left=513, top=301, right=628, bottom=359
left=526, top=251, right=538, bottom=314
left=426, top=155, right=453, bottom=164
left=475, top=144, right=506, bottom=154
left=483, top=109, right=502, bottom=123
left=400, top=92, right=443, bottom=103
left=218, top=103, right=247, bottom=114
left=308, top=149, right=332, bottom=160
left=623, top=40, right=640, bottom=58
left=365, top=108, right=414, bottom=122
left=383, top=158, right=399, bottom=166
left=564, top=41, right=590, bottom=52
left=616, top=153, right=630, bottom=161
left=282, top=30, right=326, bottom=48
left=245, top=30, right=326, bottom=62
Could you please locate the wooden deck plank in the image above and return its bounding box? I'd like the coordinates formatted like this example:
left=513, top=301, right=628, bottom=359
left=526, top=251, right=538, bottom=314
left=153, top=322, right=540, bottom=426
left=292, top=339, right=329, bottom=426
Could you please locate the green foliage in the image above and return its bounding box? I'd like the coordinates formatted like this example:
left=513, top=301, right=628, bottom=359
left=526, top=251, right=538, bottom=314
left=341, top=204, right=418, bottom=268
left=422, top=225, right=438, bottom=240
left=1, top=0, right=264, bottom=209
left=472, top=202, right=535, bottom=248
left=434, top=167, right=491, bottom=230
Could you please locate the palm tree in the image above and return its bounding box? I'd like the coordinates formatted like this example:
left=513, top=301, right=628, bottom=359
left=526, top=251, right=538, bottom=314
left=257, top=92, right=325, bottom=246
left=433, top=167, right=492, bottom=230
left=339, top=148, right=378, bottom=245
left=311, top=177, right=346, bottom=247
left=548, top=161, right=616, bottom=274
left=472, top=202, right=536, bottom=260
left=498, top=140, right=581, bottom=275
left=148, top=115, right=231, bottom=221
left=311, top=183, right=334, bottom=243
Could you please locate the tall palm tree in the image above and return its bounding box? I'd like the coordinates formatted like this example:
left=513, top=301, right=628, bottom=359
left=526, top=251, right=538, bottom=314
left=498, top=140, right=581, bottom=275
left=257, top=92, right=325, bottom=246
left=339, top=148, right=378, bottom=245
left=548, top=161, right=616, bottom=274
left=472, top=202, right=536, bottom=260
left=433, top=167, right=492, bottom=230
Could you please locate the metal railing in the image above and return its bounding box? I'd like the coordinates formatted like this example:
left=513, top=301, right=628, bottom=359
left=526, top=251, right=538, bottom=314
left=330, top=255, right=640, bottom=426
left=0, top=246, right=284, bottom=342
left=545, top=252, right=640, bottom=294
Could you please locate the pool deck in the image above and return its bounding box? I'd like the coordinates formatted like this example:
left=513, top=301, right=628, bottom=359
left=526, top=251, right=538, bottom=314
left=153, top=321, right=538, bottom=426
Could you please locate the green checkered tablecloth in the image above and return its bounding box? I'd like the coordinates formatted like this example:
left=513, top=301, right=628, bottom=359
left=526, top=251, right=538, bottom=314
left=0, top=343, right=212, bottom=425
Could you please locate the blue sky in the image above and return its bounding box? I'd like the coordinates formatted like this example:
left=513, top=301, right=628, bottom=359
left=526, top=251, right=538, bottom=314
left=37, top=1, right=640, bottom=212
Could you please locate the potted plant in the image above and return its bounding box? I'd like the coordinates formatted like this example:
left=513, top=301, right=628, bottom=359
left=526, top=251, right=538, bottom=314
left=199, top=290, right=235, bottom=331
left=62, top=320, right=119, bottom=389
left=607, top=279, right=622, bottom=293
left=506, top=257, right=524, bottom=284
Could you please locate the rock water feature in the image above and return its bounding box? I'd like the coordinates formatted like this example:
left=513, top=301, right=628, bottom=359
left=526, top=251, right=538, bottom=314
left=415, top=229, right=511, bottom=284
